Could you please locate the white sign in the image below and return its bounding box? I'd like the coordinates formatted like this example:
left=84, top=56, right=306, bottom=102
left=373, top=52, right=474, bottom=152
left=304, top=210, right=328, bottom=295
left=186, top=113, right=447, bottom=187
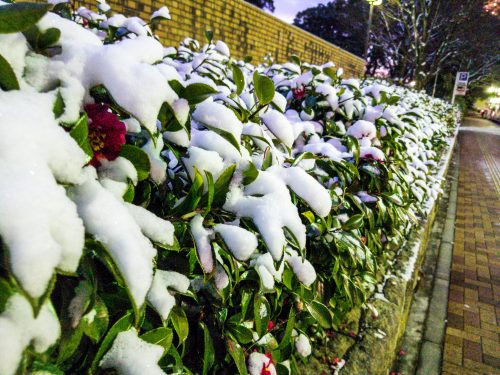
left=454, top=72, right=469, bottom=96
left=451, top=71, right=469, bottom=104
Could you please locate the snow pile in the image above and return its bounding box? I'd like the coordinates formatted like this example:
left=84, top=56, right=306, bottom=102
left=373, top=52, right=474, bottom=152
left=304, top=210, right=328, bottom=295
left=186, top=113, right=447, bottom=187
left=224, top=171, right=307, bottom=261
left=147, top=270, right=190, bottom=320
left=190, top=214, right=214, bottom=273
left=214, top=224, right=258, bottom=260
left=100, top=329, right=166, bottom=375
left=0, top=295, right=60, bottom=375
left=0, top=90, right=86, bottom=298
left=295, top=333, right=312, bottom=357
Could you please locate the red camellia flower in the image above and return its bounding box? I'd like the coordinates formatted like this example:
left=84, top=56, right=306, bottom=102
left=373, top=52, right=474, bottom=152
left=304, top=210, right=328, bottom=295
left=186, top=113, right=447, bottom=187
left=260, top=352, right=273, bottom=375
left=292, top=85, right=306, bottom=100
left=267, top=320, right=274, bottom=331
left=85, top=104, right=126, bottom=167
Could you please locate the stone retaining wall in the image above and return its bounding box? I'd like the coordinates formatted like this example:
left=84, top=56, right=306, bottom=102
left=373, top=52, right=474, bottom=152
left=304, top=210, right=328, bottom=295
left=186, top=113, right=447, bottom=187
left=341, top=133, right=458, bottom=374
left=301, top=133, right=458, bottom=375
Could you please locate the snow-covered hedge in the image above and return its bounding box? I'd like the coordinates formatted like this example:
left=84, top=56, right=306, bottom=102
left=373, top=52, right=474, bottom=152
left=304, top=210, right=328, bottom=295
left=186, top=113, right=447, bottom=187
left=0, top=2, right=459, bottom=375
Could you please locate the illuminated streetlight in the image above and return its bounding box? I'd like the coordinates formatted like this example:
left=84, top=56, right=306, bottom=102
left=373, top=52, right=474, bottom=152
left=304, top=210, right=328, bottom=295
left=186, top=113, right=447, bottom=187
left=484, top=0, right=500, bottom=16
left=363, top=0, right=383, bottom=70
left=487, top=86, right=500, bottom=94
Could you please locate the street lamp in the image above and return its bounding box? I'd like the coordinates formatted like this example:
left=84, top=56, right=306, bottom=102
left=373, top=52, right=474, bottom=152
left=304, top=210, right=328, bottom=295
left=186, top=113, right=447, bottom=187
left=363, top=0, right=383, bottom=66
left=487, top=86, right=500, bottom=94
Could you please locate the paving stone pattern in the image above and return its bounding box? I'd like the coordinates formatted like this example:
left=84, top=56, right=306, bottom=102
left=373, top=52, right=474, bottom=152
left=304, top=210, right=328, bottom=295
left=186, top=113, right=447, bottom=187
left=442, top=118, right=500, bottom=375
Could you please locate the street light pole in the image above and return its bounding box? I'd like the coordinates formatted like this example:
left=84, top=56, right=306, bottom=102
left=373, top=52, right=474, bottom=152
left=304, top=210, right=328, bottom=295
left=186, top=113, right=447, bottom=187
left=432, top=68, right=440, bottom=97
left=363, top=3, right=374, bottom=62
left=363, top=0, right=382, bottom=74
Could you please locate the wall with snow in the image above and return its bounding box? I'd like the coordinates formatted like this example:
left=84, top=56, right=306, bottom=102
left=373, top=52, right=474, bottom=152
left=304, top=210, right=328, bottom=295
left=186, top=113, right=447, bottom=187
left=74, top=0, right=365, bottom=76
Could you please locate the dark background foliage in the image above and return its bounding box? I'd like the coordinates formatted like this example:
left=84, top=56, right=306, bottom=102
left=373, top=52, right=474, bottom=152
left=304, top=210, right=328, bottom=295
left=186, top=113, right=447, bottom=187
left=245, top=0, right=275, bottom=12
left=291, top=0, right=499, bottom=104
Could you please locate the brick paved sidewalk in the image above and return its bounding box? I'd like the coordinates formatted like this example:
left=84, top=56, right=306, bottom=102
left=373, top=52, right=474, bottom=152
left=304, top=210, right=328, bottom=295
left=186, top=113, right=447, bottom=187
left=442, top=118, right=500, bottom=374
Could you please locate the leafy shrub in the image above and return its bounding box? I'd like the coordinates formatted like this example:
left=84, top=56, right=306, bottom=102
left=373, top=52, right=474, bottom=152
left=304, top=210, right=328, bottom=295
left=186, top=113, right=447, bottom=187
left=0, top=2, right=459, bottom=375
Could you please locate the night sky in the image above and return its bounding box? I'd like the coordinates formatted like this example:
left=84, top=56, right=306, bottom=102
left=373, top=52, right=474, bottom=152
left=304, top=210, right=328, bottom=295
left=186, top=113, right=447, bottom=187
left=267, top=0, right=328, bottom=23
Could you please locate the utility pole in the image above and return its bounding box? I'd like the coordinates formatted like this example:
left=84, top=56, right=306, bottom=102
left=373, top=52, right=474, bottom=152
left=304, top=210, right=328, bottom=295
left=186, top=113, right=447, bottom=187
left=363, top=0, right=383, bottom=75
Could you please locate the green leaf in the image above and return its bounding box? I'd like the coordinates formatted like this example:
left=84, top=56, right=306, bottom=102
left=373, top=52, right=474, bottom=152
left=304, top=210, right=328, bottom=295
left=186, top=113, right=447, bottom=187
left=205, top=30, right=214, bottom=43
left=88, top=240, right=142, bottom=324
left=91, top=311, right=133, bottom=371
left=291, top=151, right=316, bottom=167
left=158, top=102, right=188, bottom=134
left=276, top=363, right=290, bottom=375
left=289, top=55, right=301, bottom=66
left=134, top=180, right=152, bottom=206
left=342, top=214, right=364, bottom=231
left=253, top=71, right=275, bottom=105
left=345, top=135, right=360, bottom=164
left=69, top=113, right=93, bottom=157
left=38, top=27, right=61, bottom=49
left=68, top=280, right=93, bottom=321
left=282, top=268, right=294, bottom=290
left=240, top=289, right=253, bottom=320
left=200, top=322, right=215, bottom=375
left=382, top=192, right=404, bottom=206
left=261, top=147, right=273, bottom=171
left=301, top=211, right=315, bottom=224
left=253, top=294, right=271, bottom=338
left=306, top=300, right=332, bottom=328
left=181, top=83, right=218, bottom=105
left=57, top=324, right=84, bottom=364
left=81, top=298, right=109, bottom=343
left=166, top=345, right=183, bottom=372
left=52, top=2, right=72, bottom=20
left=242, top=162, right=259, bottom=185
left=168, top=79, right=184, bottom=95
left=0, top=278, right=14, bottom=311
left=323, top=67, right=338, bottom=81
left=140, top=327, right=173, bottom=354
left=0, top=53, right=19, bottom=91
left=278, top=308, right=296, bottom=349
left=172, top=167, right=204, bottom=215
left=227, top=340, right=249, bottom=375
left=227, top=324, right=253, bottom=344
left=232, top=64, right=245, bottom=95
left=203, top=171, right=214, bottom=216
left=22, top=25, right=41, bottom=49
left=31, top=361, right=65, bottom=375
left=170, top=305, right=189, bottom=344
left=119, top=144, right=151, bottom=181
left=0, top=2, right=52, bottom=34
left=122, top=181, right=135, bottom=203
left=211, top=164, right=236, bottom=206
left=52, top=90, right=65, bottom=119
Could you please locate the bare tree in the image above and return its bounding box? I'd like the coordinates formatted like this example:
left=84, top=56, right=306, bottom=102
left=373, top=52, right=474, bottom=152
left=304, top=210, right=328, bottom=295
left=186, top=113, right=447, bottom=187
left=370, top=0, right=499, bottom=92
